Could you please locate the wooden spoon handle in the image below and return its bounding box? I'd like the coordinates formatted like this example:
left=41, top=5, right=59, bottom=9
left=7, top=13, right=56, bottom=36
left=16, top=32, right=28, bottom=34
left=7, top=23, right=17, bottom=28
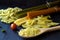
left=42, top=26, right=60, bottom=32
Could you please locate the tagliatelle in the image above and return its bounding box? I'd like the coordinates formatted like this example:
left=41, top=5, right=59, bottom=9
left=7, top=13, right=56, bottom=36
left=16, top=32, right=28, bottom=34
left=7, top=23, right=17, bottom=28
left=18, top=15, right=59, bottom=37
left=22, top=15, right=59, bottom=28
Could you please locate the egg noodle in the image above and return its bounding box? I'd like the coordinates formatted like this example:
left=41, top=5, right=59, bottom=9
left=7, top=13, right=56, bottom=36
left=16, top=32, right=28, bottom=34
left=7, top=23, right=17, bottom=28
left=0, top=7, right=22, bottom=23
left=18, top=15, right=59, bottom=37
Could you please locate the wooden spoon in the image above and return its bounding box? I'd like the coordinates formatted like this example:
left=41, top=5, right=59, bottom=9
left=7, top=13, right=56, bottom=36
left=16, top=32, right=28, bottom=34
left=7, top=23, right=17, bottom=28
left=20, top=26, right=60, bottom=38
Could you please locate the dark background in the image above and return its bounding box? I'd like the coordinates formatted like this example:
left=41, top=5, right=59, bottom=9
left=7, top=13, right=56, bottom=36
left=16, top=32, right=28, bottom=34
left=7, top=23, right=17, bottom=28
left=0, top=0, right=60, bottom=40
left=0, top=0, right=57, bottom=8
